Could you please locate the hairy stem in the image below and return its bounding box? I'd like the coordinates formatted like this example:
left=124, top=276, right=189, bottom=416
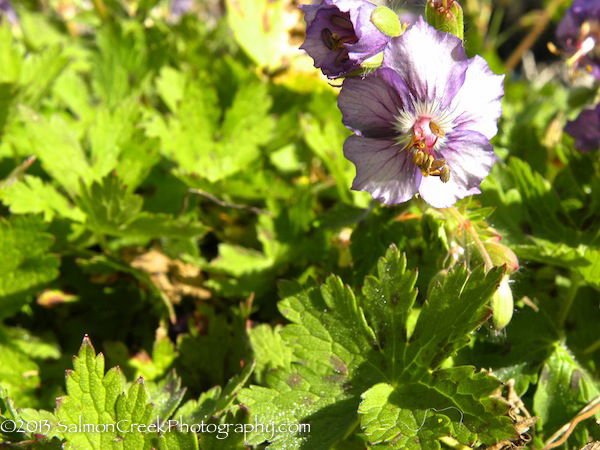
left=446, top=206, right=494, bottom=272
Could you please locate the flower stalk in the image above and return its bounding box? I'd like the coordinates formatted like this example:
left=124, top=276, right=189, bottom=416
left=446, top=206, right=493, bottom=272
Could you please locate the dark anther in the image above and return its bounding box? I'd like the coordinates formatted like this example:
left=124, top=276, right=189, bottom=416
left=330, top=15, right=353, bottom=31
left=321, top=28, right=336, bottom=50
left=335, top=49, right=350, bottom=65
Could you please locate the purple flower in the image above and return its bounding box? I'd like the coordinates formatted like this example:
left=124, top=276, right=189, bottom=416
left=300, top=0, right=390, bottom=78
left=0, top=0, right=18, bottom=24
left=565, top=104, right=600, bottom=151
left=338, top=17, right=504, bottom=208
left=556, top=0, right=600, bottom=78
left=171, top=0, right=193, bottom=18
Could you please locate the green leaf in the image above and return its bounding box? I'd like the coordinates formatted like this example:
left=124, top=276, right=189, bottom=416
left=240, top=246, right=516, bottom=448
left=158, top=79, right=273, bottom=183
left=155, top=66, right=185, bottom=114
left=457, top=307, right=559, bottom=396
left=11, top=336, right=196, bottom=449
left=248, top=324, right=294, bottom=384
left=0, top=326, right=60, bottom=408
left=533, top=344, right=600, bottom=447
left=0, top=215, right=60, bottom=319
left=0, top=24, right=23, bottom=83
left=153, top=431, right=199, bottom=450
left=76, top=174, right=143, bottom=233
left=146, top=371, right=187, bottom=426
left=25, top=115, right=94, bottom=194
left=226, top=0, right=291, bottom=69
left=76, top=174, right=206, bottom=239
left=349, top=207, right=409, bottom=281
left=129, top=337, right=177, bottom=382
left=19, top=45, right=69, bottom=107
left=0, top=175, right=85, bottom=222
left=175, top=361, right=254, bottom=424
left=175, top=306, right=235, bottom=390
left=91, top=24, right=150, bottom=108
left=0, top=82, right=17, bottom=138
left=301, top=95, right=353, bottom=203
left=56, top=337, right=143, bottom=448
left=515, top=239, right=600, bottom=290
left=507, top=157, right=576, bottom=244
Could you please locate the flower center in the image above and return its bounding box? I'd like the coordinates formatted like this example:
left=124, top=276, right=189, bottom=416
left=566, top=20, right=600, bottom=71
left=409, top=118, right=450, bottom=181
left=321, top=14, right=359, bottom=67
left=393, top=101, right=453, bottom=182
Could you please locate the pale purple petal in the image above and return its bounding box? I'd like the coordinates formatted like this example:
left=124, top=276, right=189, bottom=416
left=345, top=2, right=389, bottom=62
left=418, top=130, right=495, bottom=208
left=344, top=135, right=419, bottom=204
left=449, top=55, right=505, bottom=140
left=0, top=0, right=17, bottom=24
left=299, top=3, right=324, bottom=26
left=565, top=104, right=600, bottom=151
left=382, top=16, right=468, bottom=108
left=338, top=69, right=408, bottom=138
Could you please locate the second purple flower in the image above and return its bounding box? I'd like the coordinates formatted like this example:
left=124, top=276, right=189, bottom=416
left=300, top=0, right=390, bottom=78
left=338, top=17, right=504, bottom=208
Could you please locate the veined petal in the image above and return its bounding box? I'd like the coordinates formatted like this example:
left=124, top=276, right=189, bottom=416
left=449, top=55, right=504, bottom=140
left=382, top=16, right=468, bottom=108
left=419, top=130, right=494, bottom=208
left=300, top=6, right=359, bottom=77
left=344, top=135, right=419, bottom=204
left=338, top=70, right=407, bottom=137
left=299, top=3, right=323, bottom=26
left=345, top=2, right=389, bottom=61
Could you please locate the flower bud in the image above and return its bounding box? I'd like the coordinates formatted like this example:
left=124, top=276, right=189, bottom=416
left=483, top=241, right=519, bottom=274
left=371, top=6, right=403, bottom=38
left=469, top=241, right=519, bottom=274
left=491, top=276, right=513, bottom=331
left=425, top=0, right=464, bottom=41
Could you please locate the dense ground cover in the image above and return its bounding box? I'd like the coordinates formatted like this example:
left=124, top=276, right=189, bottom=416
left=0, top=0, right=599, bottom=448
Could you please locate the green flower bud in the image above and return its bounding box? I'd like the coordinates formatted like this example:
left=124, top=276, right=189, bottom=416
left=469, top=241, right=519, bottom=274
left=491, top=276, right=513, bottom=331
left=371, top=6, right=403, bottom=38
left=483, top=241, right=519, bottom=274
left=425, top=0, right=464, bottom=41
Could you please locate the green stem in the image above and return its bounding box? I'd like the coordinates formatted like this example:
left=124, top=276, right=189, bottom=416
left=446, top=206, right=493, bottom=272
left=556, top=271, right=582, bottom=329
left=583, top=337, right=600, bottom=355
